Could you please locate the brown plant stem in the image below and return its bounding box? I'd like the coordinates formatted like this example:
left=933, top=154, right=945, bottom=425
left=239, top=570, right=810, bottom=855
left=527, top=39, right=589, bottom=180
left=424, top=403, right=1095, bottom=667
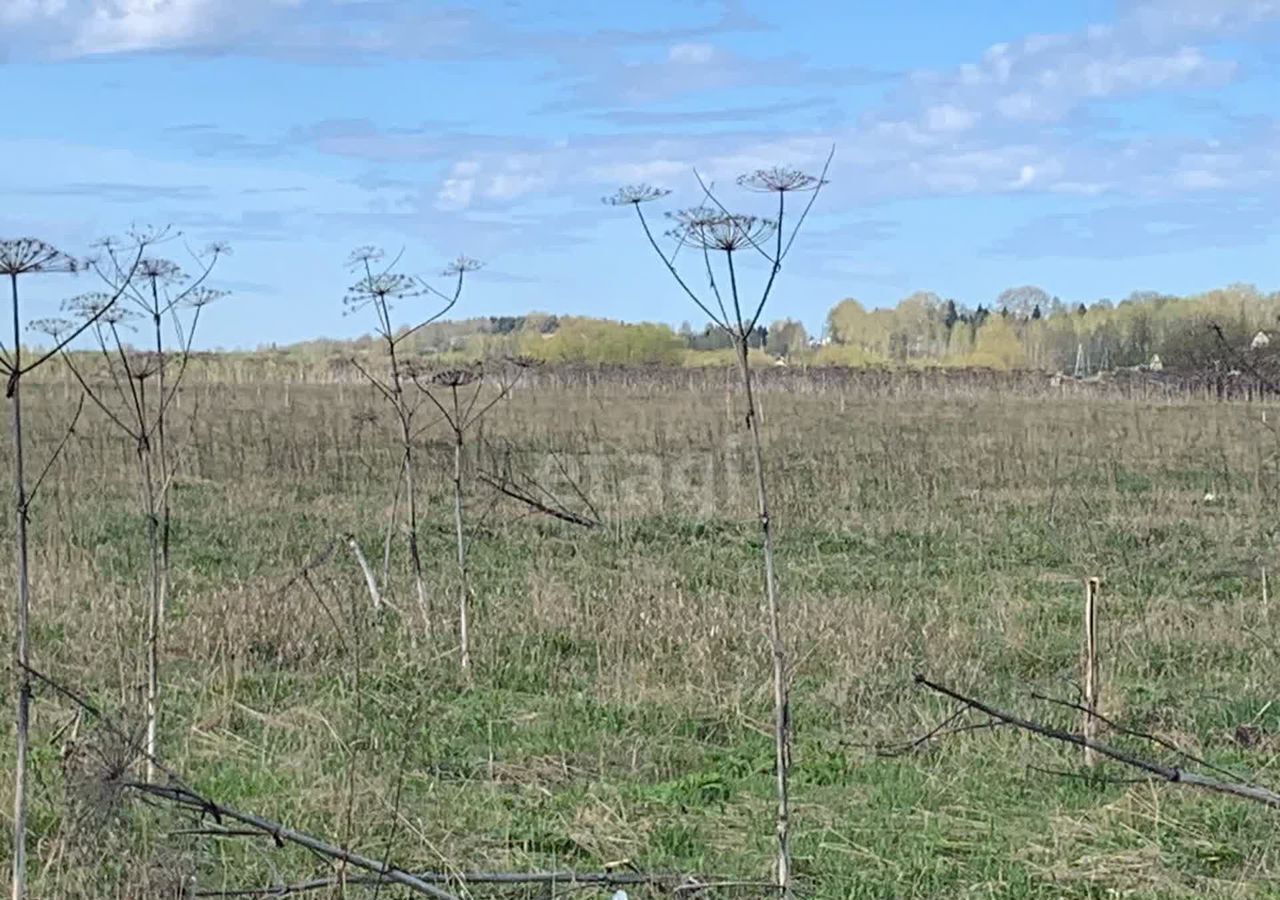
left=8, top=272, right=31, bottom=900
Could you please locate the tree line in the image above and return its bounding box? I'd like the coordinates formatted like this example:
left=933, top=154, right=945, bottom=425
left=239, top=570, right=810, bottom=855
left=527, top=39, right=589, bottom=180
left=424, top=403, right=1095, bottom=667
left=822, top=283, right=1280, bottom=372
left=275, top=282, right=1279, bottom=373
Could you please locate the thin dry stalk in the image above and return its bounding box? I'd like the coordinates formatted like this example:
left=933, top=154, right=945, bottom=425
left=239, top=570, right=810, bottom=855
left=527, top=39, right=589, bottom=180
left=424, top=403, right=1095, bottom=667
left=606, top=153, right=832, bottom=895
left=344, top=249, right=480, bottom=635
left=6, top=267, right=32, bottom=900
left=414, top=361, right=525, bottom=673
left=2, top=233, right=155, bottom=900
left=55, top=238, right=227, bottom=783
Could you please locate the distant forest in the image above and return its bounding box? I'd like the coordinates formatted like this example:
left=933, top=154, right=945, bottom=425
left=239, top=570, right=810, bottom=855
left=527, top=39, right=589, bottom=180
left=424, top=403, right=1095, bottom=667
left=280, top=283, right=1280, bottom=373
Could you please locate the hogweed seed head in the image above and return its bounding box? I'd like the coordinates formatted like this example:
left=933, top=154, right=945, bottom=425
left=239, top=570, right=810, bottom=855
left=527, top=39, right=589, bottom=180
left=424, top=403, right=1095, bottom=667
left=344, top=272, right=425, bottom=313
left=430, top=366, right=481, bottom=388
left=182, top=286, right=228, bottom=309
left=29, top=317, right=75, bottom=339
left=345, top=245, right=385, bottom=271
left=737, top=167, right=825, bottom=193
left=604, top=185, right=671, bottom=206
left=443, top=255, right=483, bottom=277
left=0, top=238, right=79, bottom=276
left=62, top=293, right=137, bottom=327
left=505, top=354, right=540, bottom=369
left=137, top=258, right=186, bottom=285
left=666, top=209, right=777, bottom=252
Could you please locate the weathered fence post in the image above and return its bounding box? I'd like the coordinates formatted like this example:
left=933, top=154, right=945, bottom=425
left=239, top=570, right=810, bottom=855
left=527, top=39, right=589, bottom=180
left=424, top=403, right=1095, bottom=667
left=1083, top=577, right=1101, bottom=767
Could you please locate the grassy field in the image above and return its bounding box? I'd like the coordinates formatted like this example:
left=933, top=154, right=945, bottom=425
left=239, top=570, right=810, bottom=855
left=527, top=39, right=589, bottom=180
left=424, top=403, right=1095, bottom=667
left=4, top=371, right=1280, bottom=898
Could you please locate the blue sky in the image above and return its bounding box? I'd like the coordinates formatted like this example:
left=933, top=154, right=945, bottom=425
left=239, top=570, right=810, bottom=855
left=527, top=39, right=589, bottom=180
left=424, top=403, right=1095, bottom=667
left=2, top=0, right=1279, bottom=348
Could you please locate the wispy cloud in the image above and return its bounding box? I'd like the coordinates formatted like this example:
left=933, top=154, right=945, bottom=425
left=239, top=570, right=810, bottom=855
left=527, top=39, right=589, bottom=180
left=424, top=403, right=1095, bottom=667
left=0, top=135, right=414, bottom=249
left=545, top=41, right=887, bottom=111
left=163, top=124, right=287, bottom=160
left=0, top=0, right=764, bottom=63
left=228, top=0, right=1277, bottom=218
left=896, top=3, right=1276, bottom=145
left=1123, top=0, right=1280, bottom=38
left=3, top=180, right=213, bottom=202
left=586, top=96, right=837, bottom=127
left=988, top=195, right=1280, bottom=259
left=9, top=0, right=1280, bottom=294
left=1, top=0, right=300, bottom=58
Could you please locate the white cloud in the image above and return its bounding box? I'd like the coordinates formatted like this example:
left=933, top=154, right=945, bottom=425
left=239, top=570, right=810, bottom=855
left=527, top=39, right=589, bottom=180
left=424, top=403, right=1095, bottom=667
left=1177, top=169, right=1228, bottom=189
left=924, top=104, right=978, bottom=133
left=1127, top=0, right=1280, bottom=38
left=484, top=170, right=545, bottom=202
left=403, top=94, right=1278, bottom=216
left=667, top=41, right=716, bottom=65
left=0, top=133, right=401, bottom=249
left=12, top=0, right=1280, bottom=254
left=436, top=160, right=479, bottom=211
left=586, top=158, right=688, bottom=184
left=1076, top=47, right=1234, bottom=96
left=74, top=0, right=219, bottom=54
left=0, top=0, right=763, bottom=65
left=0, top=0, right=305, bottom=56
left=238, top=0, right=1277, bottom=220
left=0, top=0, right=70, bottom=25
left=886, top=21, right=1241, bottom=136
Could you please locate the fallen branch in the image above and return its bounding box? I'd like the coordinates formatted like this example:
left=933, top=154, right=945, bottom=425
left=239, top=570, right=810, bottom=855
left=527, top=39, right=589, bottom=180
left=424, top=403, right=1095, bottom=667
left=192, top=869, right=684, bottom=897
left=128, top=782, right=460, bottom=899
left=28, top=664, right=701, bottom=899
left=875, top=702, right=1007, bottom=757
left=21, top=663, right=459, bottom=900
left=476, top=470, right=600, bottom=529
left=914, top=674, right=1280, bottom=810
left=1030, top=691, right=1258, bottom=787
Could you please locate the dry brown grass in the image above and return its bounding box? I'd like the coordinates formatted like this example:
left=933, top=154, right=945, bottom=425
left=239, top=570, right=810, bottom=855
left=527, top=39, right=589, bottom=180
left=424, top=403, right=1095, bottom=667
left=2, top=368, right=1278, bottom=897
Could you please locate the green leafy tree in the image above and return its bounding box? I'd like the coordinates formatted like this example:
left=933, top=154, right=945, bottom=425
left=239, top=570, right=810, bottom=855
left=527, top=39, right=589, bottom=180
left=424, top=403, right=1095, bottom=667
left=768, top=318, right=809, bottom=358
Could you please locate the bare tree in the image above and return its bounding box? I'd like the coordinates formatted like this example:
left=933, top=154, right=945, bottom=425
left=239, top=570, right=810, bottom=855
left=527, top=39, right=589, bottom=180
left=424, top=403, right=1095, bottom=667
left=42, top=238, right=228, bottom=782
left=2, top=231, right=157, bottom=900
left=343, top=248, right=481, bottom=633
left=412, top=360, right=526, bottom=672
left=606, top=156, right=831, bottom=896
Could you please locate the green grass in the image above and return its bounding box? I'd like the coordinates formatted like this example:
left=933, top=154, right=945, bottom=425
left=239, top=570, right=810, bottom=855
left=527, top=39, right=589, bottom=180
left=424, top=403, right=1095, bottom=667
left=3, top=375, right=1279, bottom=898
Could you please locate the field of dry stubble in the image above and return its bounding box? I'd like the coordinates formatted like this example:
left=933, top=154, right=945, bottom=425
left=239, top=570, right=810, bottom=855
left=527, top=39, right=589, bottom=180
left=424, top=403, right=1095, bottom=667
left=5, top=369, right=1280, bottom=898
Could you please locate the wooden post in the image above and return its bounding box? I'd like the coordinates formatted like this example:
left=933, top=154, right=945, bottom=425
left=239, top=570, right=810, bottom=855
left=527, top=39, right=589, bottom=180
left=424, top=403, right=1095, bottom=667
left=725, top=374, right=734, bottom=429
left=1083, top=577, right=1101, bottom=767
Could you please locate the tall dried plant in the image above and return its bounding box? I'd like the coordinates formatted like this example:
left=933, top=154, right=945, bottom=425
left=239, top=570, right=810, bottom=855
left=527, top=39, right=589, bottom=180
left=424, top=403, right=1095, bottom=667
left=606, top=156, right=831, bottom=896
left=343, top=248, right=481, bottom=632
left=412, top=359, right=527, bottom=672
left=2, top=230, right=158, bottom=900
left=44, top=236, right=228, bottom=782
